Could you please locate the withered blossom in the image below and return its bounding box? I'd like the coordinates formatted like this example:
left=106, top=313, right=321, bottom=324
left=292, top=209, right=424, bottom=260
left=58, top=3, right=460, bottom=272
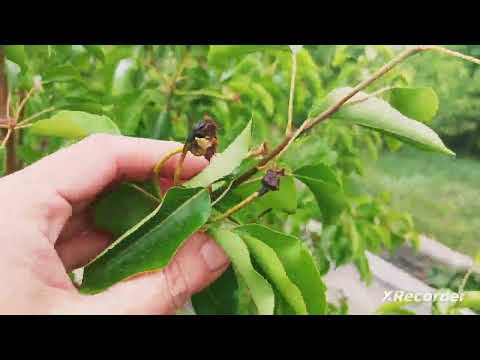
left=259, top=168, right=285, bottom=196
left=186, top=116, right=218, bottom=161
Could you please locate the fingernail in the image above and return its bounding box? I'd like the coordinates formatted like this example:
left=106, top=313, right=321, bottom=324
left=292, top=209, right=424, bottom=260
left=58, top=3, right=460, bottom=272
left=200, top=240, right=229, bottom=272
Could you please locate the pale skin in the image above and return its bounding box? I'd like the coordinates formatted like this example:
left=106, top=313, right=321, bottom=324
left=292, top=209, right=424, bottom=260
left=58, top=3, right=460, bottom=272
left=0, top=134, right=229, bottom=314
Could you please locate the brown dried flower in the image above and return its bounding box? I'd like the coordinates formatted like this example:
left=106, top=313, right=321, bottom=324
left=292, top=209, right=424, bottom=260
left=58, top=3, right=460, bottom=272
left=187, top=116, right=218, bottom=161
left=259, top=168, right=286, bottom=196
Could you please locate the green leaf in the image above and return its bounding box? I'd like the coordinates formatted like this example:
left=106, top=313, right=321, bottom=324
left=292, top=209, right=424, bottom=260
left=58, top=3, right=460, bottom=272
left=208, top=227, right=275, bottom=315
left=234, top=224, right=327, bottom=314
left=191, top=266, right=239, bottom=315
left=83, top=45, right=105, bottom=62
left=29, top=110, right=121, bottom=139
left=294, top=164, right=346, bottom=224
left=241, top=233, right=308, bottom=315
left=208, top=45, right=287, bottom=68
left=4, top=45, right=27, bottom=72
left=183, top=121, right=252, bottom=188
left=113, top=92, right=149, bottom=135
left=389, top=87, right=439, bottom=123
left=93, top=183, right=159, bottom=238
left=311, top=87, right=454, bottom=156
left=81, top=187, right=211, bottom=293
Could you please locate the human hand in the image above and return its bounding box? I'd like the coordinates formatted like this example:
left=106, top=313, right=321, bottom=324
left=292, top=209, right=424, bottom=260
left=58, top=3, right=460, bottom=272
left=0, top=134, right=229, bottom=314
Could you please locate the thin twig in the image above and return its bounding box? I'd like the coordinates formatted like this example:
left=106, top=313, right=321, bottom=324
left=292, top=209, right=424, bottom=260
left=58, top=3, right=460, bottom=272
left=1, top=128, right=12, bottom=148
left=286, top=51, right=298, bottom=135
left=153, top=146, right=184, bottom=175
left=173, top=150, right=187, bottom=186
left=16, top=106, right=56, bottom=126
left=211, top=180, right=235, bottom=207
left=14, top=86, right=35, bottom=120
left=426, top=45, right=480, bottom=65
left=345, top=86, right=395, bottom=106
left=127, top=183, right=162, bottom=204
left=14, top=123, right=33, bottom=130
left=211, top=191, right=260, bottom=223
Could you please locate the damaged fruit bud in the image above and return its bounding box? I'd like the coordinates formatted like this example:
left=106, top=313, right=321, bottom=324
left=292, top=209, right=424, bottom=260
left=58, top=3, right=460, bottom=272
left=187, top=116, right=218, bottom=161
left=259, top=169, right=286, bottom=196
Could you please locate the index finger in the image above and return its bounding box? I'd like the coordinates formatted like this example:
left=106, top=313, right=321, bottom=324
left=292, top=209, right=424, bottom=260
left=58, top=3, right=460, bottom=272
left=20, top=134, right=208, bottom=205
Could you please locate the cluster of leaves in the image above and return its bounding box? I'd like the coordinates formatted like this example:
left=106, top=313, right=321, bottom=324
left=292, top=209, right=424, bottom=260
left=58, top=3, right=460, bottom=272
left=0, top=44, right=468, bottom=314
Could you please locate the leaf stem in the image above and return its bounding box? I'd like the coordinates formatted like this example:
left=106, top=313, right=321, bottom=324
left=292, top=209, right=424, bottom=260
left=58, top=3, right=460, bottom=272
left=1, top=128, right=12, bottom=148
left=459, top=265, right=477, bottom=295
left=173, top=149, right=187, bottom=186
left=127, top=183, right=162, bottom=204
left=286, top=51, right=298, bottom=135
left=14, top=86, right=35, bottom=120
left=211, top=180, right=234, bottom=207
left=153, top=146, right=184, bottom=175
left=211, top=191, right=260, bottom=223
left=16, top=106, right=56, bottom=126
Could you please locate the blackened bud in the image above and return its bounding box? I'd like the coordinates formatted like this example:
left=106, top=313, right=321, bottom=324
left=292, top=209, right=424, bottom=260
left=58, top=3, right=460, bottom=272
left=187, top=116, right=218, bottom=161
left=259, top=169, right=285, bottom=196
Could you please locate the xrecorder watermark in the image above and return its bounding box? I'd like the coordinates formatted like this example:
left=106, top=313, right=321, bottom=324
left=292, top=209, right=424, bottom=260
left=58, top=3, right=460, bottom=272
left=383, top=290, right=465, bottom=303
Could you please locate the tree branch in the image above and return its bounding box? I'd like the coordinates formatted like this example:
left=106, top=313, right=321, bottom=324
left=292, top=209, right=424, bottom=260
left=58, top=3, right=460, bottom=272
left=229, top=45, right=480, bottom=191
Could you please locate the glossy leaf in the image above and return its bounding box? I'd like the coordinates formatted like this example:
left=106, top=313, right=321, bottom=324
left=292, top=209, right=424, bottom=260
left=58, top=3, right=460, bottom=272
left=310, top=87, right=454, bottom=156
left=29, top=110, right=121, bottom=139
left=183, top=121, right=252, bottom=188
left=294, top=164, right=346, bottom=224
left=234, top=224, right=327, bottom=314
left=208, top=45, right=287, bottom=68
left=389, top=87, right=439, bottom=123
left=241, top=233, right=308, bottom=315
left=93, top=183, right=158, bottom=238
left=208, top=227, right=275, bottom=315
left=81, top=187, right=211, bottom=293
left=4, top=45, right=27, bottom=71
left=191, top=266, right=239, bottom=315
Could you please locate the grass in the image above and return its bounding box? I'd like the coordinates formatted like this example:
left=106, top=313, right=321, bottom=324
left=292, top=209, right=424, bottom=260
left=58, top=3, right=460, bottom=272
left=360, top=147, right=480, bottom=256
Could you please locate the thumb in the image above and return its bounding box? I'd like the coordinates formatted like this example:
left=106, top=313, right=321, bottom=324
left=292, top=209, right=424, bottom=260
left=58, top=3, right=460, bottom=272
left=72, top=232, right=229, bottom=314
